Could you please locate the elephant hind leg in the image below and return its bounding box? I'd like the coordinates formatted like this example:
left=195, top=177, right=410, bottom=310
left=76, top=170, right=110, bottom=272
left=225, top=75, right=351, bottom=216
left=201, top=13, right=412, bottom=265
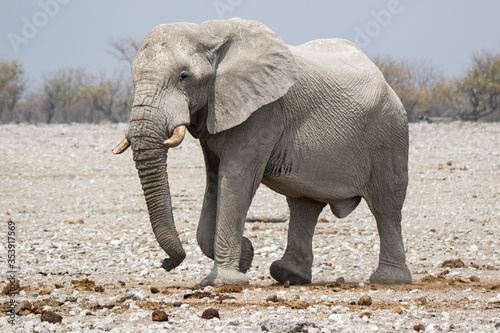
left=270, top=197, right=325, bottom=285
left=368, top=209, right=411, bottom=284
left=363, top=154, right=411, bottom=284
left=330, top=196, right=361, bottom=218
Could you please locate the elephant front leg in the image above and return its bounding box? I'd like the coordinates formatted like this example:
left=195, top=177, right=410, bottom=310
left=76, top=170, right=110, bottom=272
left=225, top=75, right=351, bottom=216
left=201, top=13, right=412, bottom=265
left=270, top=197, right=325, bottom=285
left=199, top=177, right=258, bottom=286
left=196, top=188, right=254, bottom=274
left=196, top=144, right=254, bottom=273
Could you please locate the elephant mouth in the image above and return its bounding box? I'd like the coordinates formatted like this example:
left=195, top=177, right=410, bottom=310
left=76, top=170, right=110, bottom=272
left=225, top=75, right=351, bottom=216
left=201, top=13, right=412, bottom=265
left=112, top=125, right=187, bottom=155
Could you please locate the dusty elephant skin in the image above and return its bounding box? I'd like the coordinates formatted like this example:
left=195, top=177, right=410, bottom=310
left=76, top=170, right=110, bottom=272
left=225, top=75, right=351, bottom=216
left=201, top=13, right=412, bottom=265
left=113, top=18, right=410, bottom=286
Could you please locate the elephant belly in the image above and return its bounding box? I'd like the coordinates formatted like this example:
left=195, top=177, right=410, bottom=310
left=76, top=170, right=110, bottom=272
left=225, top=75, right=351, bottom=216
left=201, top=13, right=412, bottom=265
left=261, top=164, right=363, bottom=204
left=261, top=127, right=372, bottom=204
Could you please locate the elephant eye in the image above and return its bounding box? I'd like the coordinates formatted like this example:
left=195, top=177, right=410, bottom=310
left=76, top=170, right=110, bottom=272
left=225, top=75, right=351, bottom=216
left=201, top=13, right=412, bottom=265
left=179, top=71, right=189, bottom=81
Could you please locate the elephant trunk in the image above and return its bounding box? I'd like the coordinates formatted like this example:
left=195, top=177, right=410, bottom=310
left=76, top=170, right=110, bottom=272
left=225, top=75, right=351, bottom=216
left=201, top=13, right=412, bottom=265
left=129, top=116, right=186, bottom=271
left=134, top=150, right=186, bottom=270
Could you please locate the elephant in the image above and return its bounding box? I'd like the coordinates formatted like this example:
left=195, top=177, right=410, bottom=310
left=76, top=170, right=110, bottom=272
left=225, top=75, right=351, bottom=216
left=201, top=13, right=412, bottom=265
left=113, top=18, right=411, bottom=286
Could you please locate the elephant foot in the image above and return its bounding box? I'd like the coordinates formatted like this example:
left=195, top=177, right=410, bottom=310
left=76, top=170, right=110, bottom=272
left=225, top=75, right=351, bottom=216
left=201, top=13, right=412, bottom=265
left=270, top=259, right=311, bottom=285
left=239, top=236, right=254, bottom=273
left=369, top=264, right=412, bottom=284
left=200, top=267, right=249, bottom=287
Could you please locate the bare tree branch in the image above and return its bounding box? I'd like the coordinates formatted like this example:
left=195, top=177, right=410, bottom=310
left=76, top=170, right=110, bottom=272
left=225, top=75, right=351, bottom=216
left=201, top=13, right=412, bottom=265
left=107, top=36, right=141, bottom=65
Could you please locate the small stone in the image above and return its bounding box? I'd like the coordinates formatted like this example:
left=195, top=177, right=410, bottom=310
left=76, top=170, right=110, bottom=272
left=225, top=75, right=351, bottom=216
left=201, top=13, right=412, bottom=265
left=438, top=269, right=450, bottom=277
left=94, top=285, right=104, bottom=292
left=125, top=288, right=145, bottom=301
left=41, top=310, right=63, bottom=324
left=415, top=297, right=427, bottom=305
left=469, top=275, right=480, bottom=282
left=469, top=245, right=479, bottom=253
left=441, top=258, right=466, bottom=268
left=283, top=280, right=290, bottom=288
left=392, top=306, right=403, bottom=314
left=150, top=287, right=160, bottom=294
left=413, top=323, right=425, bottom=331
left=63, top=282, right=74, bottom=290
left=421, top=275, right=441, bottom=283
left=359, top=312, right=371, bottom=318
left=50, top=289, right=61, bottom=297
left=288, top=300, right=309, bottom=309
left=331, top=305, right=347, bottom=314
left=216, top=285, right=244, bottom=293
left=266, top=295, right=284, bottom=303
left=152, top=310, right=168, bottom=322
left=203, top=285, right=215, bottom=293
left=201, top=308, right=220, bottom=319
left=15, top=300, right=32, bottom=315
left=357, top=295, right=372, bottom=306
left=39, top=289, right=52, bottom=296
left=3, top=278, right=22, bottom=295
left=336, top=277, right=345, bottom=284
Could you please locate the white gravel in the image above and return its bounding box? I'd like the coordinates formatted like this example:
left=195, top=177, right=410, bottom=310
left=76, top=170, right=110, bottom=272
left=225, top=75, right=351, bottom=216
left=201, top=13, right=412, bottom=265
left=0, top=122, right=499, bottom=332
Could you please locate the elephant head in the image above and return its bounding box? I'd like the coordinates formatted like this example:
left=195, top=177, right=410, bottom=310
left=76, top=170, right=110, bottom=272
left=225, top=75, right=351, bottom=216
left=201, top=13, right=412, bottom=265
left=113, top=18, right=297, bottom=270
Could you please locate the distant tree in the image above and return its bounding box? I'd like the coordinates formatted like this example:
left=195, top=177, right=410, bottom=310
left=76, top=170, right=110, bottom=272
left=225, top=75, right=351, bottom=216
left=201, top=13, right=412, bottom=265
left=0, top=60, right=26, bottom=121
left=425, top=79, right=459, bottom=119
left=373, top=56, right=445, bottom=121
left=42, top=68, right=91, bottom=123
left=457, top=49, right=500, bottom=121
left=106, top=36, right=138, bottom=122
left=16, top=92, right=44, bottom=123
left=108, top=36, right=141, bottom=65
left=81, top=71, right=133, bottom=123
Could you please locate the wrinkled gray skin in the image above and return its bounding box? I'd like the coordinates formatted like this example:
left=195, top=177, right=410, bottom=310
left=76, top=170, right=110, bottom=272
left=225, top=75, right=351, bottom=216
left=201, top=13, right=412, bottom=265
left=120, top=18, right=411, bottom=286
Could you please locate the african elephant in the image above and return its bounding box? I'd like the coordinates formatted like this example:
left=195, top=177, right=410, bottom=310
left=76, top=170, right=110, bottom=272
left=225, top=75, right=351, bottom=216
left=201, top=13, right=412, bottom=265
left=113, top=18, right=411, bottom=286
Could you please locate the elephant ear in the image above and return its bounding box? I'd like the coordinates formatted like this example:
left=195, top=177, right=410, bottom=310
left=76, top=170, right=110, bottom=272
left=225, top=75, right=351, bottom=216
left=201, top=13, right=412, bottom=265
left=202, top=18, right=297, bottom=134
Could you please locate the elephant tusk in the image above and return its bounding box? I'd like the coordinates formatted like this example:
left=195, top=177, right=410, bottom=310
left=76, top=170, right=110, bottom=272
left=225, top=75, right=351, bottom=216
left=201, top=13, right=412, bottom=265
left=163, top=125, right=187, bottom=149
left=112, top=138, right=130, bottom=154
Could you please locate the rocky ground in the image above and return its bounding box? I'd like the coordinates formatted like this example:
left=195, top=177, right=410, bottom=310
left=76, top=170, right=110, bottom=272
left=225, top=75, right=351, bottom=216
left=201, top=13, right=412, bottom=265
left=0, top=122, right=499, bottom=332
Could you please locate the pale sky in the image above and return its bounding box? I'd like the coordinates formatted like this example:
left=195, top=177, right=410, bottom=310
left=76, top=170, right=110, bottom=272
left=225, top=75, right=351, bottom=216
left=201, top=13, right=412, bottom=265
left=1, top=0, right=499, bottom=89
